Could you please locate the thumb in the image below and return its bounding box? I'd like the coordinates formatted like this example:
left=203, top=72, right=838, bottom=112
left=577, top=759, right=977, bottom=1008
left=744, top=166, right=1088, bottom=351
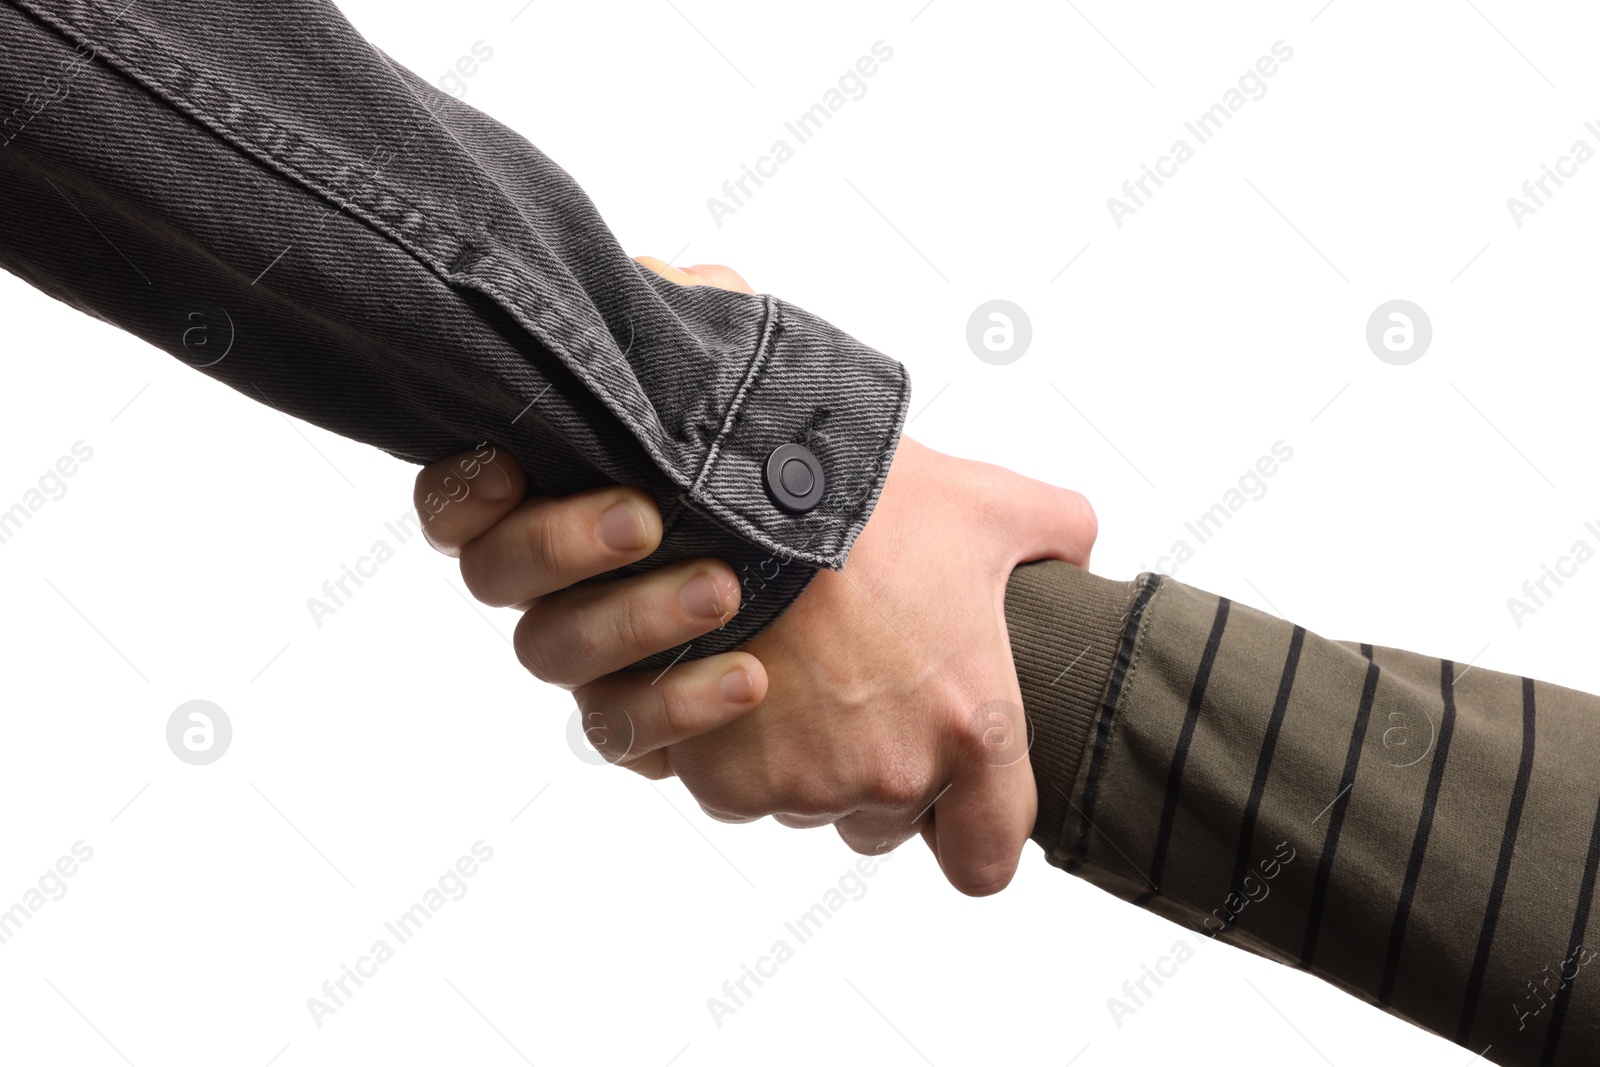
left=992, top=471, right=1098, bottom=571
left=635, top=255, right=755, bottom=294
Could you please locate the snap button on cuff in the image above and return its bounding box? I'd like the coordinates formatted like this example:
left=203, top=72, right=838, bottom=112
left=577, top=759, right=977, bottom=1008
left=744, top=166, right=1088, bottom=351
left=764, top=443, right=825, bottom=513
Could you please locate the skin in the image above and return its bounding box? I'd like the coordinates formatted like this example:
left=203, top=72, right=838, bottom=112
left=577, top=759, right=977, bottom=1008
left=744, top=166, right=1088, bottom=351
left=413, top=257, right=1097, bottom=896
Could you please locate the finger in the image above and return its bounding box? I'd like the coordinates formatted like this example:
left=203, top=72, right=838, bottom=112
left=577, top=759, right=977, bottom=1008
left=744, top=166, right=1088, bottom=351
left=514, top=559, right=741, bottom=687
left=635, top=254, right=755, bottom=294
left=635, top=255, right=692, bottom=285
left=1002, top=474, right=1098, bottom=570
left=413, top=444, right=526, bottom=557
left=457, top=487, right=662, bottom=607
left=918, top=812, right=938, bottom=854
left=833, top=815, right=918, bottom=856
left=774, top=813, right=839, bottom=830
left=959, top=458, right=1096, bottom=571
left=698, top=800, right=763, bottom=825
left=833, top=787, right=943, bottom=857
left=677, top=263, right=755, bottom=294
left=573, top=651, right=767, bottom=769
left=926, top=754, right=1037, bottom=897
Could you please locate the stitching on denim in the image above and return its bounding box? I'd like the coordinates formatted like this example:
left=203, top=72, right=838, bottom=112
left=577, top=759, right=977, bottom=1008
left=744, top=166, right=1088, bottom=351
left=63, top=16, right=433, bottom=237
left=12, top=2, right=710, bottom=501
left=684, top=293, right=792, bottom=544
left=830, top=354, right=909, bottom=566
left=15, top=0, right=896, bottom=573
left=689, top=292, right=778, bottom=499
left=686, top=298, right=908, bottom=568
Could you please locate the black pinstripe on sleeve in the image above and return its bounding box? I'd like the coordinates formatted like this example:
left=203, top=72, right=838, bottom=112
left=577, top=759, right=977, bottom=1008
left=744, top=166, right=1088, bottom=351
left=1005, top=560, right=1600, bottom=1067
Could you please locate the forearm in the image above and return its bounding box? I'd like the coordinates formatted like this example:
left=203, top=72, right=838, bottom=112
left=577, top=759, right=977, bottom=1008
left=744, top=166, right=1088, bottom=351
left=1007, top=560, right=1600, bottom=1067
left=0, top=0, right=908, bottom=666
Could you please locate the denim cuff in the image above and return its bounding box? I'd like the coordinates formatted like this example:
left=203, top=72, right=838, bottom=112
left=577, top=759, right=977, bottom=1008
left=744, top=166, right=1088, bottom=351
left=0, top=0, right=911, bottom=668
left=685, top=295, right=910, bottom=571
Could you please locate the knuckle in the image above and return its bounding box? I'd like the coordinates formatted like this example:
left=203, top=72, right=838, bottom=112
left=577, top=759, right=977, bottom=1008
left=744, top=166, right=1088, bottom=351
left=653, top=679, right=699, bottom=742
left=838, top=831, right=902, bottom=857
left=573, top=686, right=638, bottom=753
left=413, top=458, right=452, bottom=502
left=457, top=552, right=500, bottom=607
left=949, top=859, right=1017, bottom=898
left=695, top=789, right=762, bottom=822
left=567, top=621, right=612, bottom=678
left=1071, top=490, right=1099, bottom=543
left=842, top=837, right=879, bottom=857
left=625, top=758, right=671, bottom=781
left=456, top=556, right=486, bottom=603
left=947, top=712, right=995, bottom=764
left=585, top=711, right=634, bottom=764
left=527, top=509, right=571, bottom=582
left=686, top=766, right=774, bottom=821
left=513, top=612, right=575, bottom=686
left=837, top=828, right=895, bottom=857
left=605, top=594, right=651, bottom=659
left=514, top=640, right=556, bottom=685
left=869, top=762, right=938, bottom=812
left=775, top=773, right=845, bottom=818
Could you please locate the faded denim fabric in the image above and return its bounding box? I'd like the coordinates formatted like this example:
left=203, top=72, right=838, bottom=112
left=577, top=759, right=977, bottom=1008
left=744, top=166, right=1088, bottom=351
left=0, top=0, right=910, bottom=667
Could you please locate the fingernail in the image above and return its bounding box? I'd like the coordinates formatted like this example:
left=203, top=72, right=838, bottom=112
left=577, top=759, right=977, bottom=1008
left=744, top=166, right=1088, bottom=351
left=719, top=666, right=754, bottom=704
left=476, top=462, right=512, bottom=502
left=679, top=573, right=726, bottom=619
left=598, top=502, right=647, bottom=552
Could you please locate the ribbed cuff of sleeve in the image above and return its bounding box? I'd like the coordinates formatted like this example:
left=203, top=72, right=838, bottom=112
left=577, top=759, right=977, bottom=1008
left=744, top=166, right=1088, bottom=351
left=1005, top=561, right=1156, bottom=857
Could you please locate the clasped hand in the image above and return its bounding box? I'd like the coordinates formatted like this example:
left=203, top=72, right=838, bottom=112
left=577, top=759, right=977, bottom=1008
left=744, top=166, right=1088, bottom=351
left=412, top=259, right=1097, bottom=895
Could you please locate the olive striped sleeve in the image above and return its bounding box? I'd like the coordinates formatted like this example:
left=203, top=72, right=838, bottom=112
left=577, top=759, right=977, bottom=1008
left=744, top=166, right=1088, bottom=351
left=1005, top=560, right=1600, bottom=1067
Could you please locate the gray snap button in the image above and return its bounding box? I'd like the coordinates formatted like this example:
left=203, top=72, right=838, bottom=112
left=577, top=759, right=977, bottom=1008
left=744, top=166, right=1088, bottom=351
left=764, top=443, right=825, bottom=513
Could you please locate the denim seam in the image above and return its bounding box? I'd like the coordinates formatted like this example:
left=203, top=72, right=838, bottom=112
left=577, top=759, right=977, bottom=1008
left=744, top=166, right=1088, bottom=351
left=8, top=5, right=445, bottom=270
left=12, top=0, right=888, bottom=571
left=686, top=293, right=782, bottom=529
left=837, top=356, right=910, bottom=565
left=688, top=298, right=910, bottom=569
left=13, top=2, right=791, bottom=555
left=11, top=2, right=668, bottom=449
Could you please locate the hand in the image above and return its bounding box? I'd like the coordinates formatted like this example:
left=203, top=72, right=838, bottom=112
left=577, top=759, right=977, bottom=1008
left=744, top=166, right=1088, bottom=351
left=677, top=432, right=1096, bottom=896
left=415, top=256, right=1097, bottom=895
left=412, top=436, right=769, bottom=755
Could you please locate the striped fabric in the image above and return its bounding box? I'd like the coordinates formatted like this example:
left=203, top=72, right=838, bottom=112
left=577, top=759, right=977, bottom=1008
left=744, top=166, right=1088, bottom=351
left=1007, top=560, right=1600, bottom=1066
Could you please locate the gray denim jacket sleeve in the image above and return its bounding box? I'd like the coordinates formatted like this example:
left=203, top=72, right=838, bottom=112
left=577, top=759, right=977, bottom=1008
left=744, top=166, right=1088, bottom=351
left=0, top=0, right=910, bottom=667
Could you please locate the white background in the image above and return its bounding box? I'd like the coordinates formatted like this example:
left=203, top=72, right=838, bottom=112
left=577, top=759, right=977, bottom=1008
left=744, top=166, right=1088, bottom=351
left=3, top=1, right=1599, bottom=1065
